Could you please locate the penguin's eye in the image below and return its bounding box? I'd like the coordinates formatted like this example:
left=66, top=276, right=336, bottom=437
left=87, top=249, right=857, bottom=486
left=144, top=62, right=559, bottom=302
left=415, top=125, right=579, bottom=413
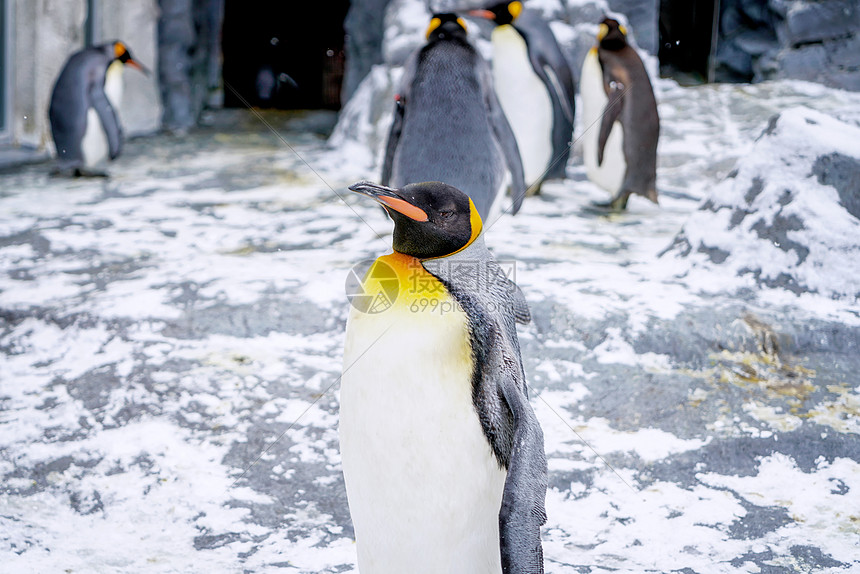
left=438, top=210, right=455, bottom=220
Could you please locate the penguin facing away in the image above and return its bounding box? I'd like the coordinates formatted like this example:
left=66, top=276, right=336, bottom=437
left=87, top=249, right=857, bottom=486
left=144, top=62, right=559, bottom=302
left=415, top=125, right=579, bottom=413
left=580, top=18, right=659, bottom=211
left=469, top=1, right=577, bottom=192
left=381, top=14, right=527, bottom=223
left=49, top=41, right=149, bottom=176
left=340, top=180, right=546, bottom=573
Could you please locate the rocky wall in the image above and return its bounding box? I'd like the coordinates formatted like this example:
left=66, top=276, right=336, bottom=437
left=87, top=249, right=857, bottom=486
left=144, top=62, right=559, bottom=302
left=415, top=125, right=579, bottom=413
left=716, top=0, right=859, bottom=91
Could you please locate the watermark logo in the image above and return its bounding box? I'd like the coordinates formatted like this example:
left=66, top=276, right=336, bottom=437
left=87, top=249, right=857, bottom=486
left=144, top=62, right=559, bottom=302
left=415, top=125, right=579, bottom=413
left=344, top=259, right=399, bottom=314
left=346, top=258, right=520, bottom=315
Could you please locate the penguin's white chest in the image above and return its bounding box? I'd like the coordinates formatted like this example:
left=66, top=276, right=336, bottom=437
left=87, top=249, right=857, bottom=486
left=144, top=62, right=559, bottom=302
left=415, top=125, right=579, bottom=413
left=339, top=254, right=506, bottom=574
left=491, top=25, right=553, bottom=187
left=82, top=62, right=123, bottom=167
left=580, top=48, right=626, bottom=194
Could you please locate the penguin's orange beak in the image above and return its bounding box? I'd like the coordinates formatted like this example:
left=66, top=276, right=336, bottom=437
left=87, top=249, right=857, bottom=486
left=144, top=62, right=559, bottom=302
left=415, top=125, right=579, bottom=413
left=125, top=58, right=151, bottom=76
left=468, top=9, right=495, bottom=19
left=349, top=181, right=429, bottom=222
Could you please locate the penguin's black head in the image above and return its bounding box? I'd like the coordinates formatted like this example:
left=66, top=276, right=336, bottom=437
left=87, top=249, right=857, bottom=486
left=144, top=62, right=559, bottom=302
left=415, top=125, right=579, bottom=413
left=426, top=13, right=469, bottom=42
left=468, top=1, right=523, bottom=26
left=597, top=18, right=628, bottom=51
left=349, top=181, right=482, bottom=260
left=110, top=41, right=150, bottom=75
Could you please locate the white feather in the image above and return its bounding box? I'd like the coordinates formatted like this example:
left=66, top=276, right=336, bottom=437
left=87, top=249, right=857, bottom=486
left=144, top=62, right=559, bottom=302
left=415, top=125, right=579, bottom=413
left=581, top=48, right=626, bottom=195
left=491, top=25, right=553, bottom=188
left=81, top=61, right=124, bottom=168
left=340, top=267, right=506, bottom=574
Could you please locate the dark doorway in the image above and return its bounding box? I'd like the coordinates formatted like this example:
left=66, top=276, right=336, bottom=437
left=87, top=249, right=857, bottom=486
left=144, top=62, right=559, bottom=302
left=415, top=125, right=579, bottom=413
left=659, top=0, right=719, bottom=84
left=222, top=1, right=350, bottom=110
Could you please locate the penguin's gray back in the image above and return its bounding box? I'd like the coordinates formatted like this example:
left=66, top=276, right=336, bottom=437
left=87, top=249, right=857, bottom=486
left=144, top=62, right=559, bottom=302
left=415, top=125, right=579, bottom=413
left=390, top=40, right=508, bottom=218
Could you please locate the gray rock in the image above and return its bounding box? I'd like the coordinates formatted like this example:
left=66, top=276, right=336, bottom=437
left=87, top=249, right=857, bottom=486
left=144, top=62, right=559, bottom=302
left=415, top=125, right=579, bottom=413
left=720, top=1, right=745, bottom=37
left=717, top=38, right=755, bottom=77
left=564, top=0, right=607, bottom=25
left=823, top=70, right=860, bottom=91
left=811, top=153, right=860, bottom=220
left=739, top=0, right=773, bottom=25
left=734, top=29, right=779, bottom=56
left=776, top=44, right=828, bottom=82
left=825, top=35, right=860, bottom=69
left=342, top=0, right=393, bottom=101
left=768, top=0, right=790, bottom=17
left=752, top=50, right=781, bottom=82
left=662, top=107, right=860, bottom=299
left=785, top=0, right=859, bottom=46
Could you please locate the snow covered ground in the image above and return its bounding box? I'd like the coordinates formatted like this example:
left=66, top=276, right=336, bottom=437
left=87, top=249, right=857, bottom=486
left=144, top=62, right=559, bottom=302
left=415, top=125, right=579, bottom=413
left=2, top=79, right=859, bottom=573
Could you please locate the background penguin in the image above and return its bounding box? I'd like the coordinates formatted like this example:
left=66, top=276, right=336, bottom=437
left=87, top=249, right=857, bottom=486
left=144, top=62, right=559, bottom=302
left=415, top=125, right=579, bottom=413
left=381, top=14, right=526, bottom=222
left=580, top=18, right=659, bottom=211
left=340, top=180, right=546, bottom=573
left=469, top=1, right=577, bottom=193
left=49, top=41, right=149, bottom=176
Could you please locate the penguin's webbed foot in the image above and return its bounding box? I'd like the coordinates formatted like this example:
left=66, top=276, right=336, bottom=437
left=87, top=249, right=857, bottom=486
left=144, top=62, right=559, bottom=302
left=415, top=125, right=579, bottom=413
left=591, top=193, right=629, bottom=212
left=73, top=168, right=110, bottom=178
left=526, top=181, right=543, bottom=197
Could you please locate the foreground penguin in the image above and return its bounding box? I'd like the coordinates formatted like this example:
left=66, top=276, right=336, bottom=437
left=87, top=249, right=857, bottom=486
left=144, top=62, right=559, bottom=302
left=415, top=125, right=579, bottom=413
left=49, top=41, right=149, bottom=176
left=340, top=180, right=546, bottom=573
left=469, top=1, right=576, bottom=192
left=382, top=14, right=526, bottom=222
left=580, top=18, right=659, bottom=210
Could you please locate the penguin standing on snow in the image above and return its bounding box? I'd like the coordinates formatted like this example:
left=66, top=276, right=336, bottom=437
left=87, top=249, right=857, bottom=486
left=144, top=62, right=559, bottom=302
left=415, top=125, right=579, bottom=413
left=340, top=180, right=546, bottom=573
left=469, top=1, right=576, bottom=193
left=49, top=41, right=149, bottom=176
left=580, top=18, right=659, bottom=210
left=382, top=14, right=526, bottom=222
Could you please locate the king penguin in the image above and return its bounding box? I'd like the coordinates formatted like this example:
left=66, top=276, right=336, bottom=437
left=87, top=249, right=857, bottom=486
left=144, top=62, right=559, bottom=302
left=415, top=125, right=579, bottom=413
left=340, top=180, right=547, bottom=573
left=49, top=41, right=149, bottom=176
left=469, top=1, right=577, bottom=192
left=580, top=18, right=659, bottom=210
left=381, top=14, right=526, bottom=223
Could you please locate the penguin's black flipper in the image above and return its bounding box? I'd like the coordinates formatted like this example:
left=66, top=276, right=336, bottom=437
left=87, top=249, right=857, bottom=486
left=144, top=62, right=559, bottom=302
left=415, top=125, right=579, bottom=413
left=425, top=235, right=546, bottom=571
left=498, top=356, right=547, bottom=574
left=510, top=284, right=531, bottom=325
left=381, top=98, right=404, bottom=186
left=481, top=60, right=526, bottom=215
left=89, top=83, right=123, bottom=160
left=597, top=78, right=624, bottom=167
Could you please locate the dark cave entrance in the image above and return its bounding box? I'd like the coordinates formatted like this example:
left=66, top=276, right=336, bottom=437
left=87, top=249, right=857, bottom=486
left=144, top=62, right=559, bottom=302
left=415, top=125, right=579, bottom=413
left=221, top=0, right=351, bottom=110
left=658, top=0, right=720, bottom=84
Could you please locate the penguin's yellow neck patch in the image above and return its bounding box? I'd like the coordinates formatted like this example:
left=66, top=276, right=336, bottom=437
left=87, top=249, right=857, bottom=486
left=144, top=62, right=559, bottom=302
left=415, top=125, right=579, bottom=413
left=597, top=23, right=609, bottom=41
left=450, top=198, right=482, bottom=256
left=361, top=252, right=455, bottom=315
left=426, top=16, right=467, bottom=39
left=426, top=17, right=441, bottom=39
left=114, top=42, right=127, bottom=59
left=509, top=1, right=523, bottom=19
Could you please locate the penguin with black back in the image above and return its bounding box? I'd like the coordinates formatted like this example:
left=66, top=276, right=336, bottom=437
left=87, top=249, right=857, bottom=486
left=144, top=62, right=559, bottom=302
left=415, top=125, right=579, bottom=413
left=49, top=41, right=149, bottom=177
left=469, top=1, right=577, bottom=192
left=580, top=18, right=659, bottom=211
left=340, top=180, right=546, bottom=573
left=382, top=14, right=527, bottom=222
